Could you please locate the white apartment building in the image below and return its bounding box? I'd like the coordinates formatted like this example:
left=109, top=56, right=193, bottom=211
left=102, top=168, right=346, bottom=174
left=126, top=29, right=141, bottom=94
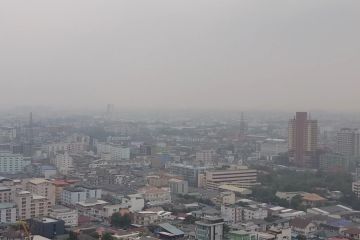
left=51, top=152, right=74, bottom=175
left=61, top=187, right=87, bottom=206
left=26, top=178, right=56, bottom=206
left=60, top=186, right=101, bottom=206
left=0, top=152, right=31, bottom=174
left=0, top=202, right=17, bottom=223
left=80, top=186, right=102, bottom=199
left=14, top=191, right=51, bottom=220
left=49, top=205, right=78, bottom=227
left=96, top=143, right=130, bottom=161
left=122, top=194, right=145, bottom=212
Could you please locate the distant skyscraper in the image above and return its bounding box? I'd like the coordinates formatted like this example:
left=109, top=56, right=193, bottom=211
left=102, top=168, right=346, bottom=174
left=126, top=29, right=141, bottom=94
left=238, top=112, right=248, bottom=141
left=106, top=104, right=114, bottom=119
left=288, top=112, right=318, bottom=167
left=336, top=128, right=360, bottom=158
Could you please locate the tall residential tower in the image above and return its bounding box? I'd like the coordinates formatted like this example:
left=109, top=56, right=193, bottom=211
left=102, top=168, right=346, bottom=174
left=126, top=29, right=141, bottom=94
left=288, top=112, right=318, bottom=167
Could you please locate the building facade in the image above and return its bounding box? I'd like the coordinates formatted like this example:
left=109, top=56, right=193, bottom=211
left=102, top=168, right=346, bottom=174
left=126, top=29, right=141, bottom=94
left=169, top=179, right=188, bottom=195
left=337, top=128, right=360, bottom=158
left=288, top=112, right=318, bottom=167
left=0, top=152, right=31, bottom=174
left=195, top=216, right=224, bottom=240
left=204, top=167, right=257, bottom=189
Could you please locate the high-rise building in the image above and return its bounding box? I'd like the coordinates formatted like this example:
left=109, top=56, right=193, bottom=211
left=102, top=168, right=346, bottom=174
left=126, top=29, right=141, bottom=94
left=288, top=112, right=318, bottom=167
left=336, top=128, right=360, bottom=158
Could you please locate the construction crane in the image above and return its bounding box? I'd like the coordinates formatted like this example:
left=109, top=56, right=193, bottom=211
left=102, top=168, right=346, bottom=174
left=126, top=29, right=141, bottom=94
left=16, top=220, right=32, bottom=240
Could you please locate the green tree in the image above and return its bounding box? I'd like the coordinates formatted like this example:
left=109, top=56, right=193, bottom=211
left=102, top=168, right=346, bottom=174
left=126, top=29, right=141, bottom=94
left=184, top=215, right=197, bottom=224
left=102, top=232, right=114, bottom=240
left=67, top=231, right=78, bottom=240
left=111, top=213, right=131, bottom=228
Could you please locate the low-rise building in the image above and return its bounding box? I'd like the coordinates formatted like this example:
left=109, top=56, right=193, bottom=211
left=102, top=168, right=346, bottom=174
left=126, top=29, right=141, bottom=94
left=137, top=187, right=171, bottom=206
left=49, top=205, right=78, bottom=227
left=133, top=211, right=159, bottom=226
left=290, top=218, right=317, bottom=238
left=29, top=217, right=65, bottom=239
left=122, top=194, right=145, bottom=212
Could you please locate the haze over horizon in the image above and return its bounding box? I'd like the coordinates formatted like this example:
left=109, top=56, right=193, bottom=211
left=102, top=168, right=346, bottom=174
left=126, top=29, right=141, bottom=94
left=1, top=0, right=359, bottom=111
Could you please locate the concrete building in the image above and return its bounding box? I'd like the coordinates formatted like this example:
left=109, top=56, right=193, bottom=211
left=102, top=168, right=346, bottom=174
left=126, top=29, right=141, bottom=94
left=26, top=178, right=56, bottom=206
left=0, top=202, right=16, bottom=223
left=352, top=181, right=360, bottom=198
left=220, top=192, right=236, bottom=205
left=14, top=191, right=51, bottom=220
left=51, top=152, right=74, bottom=175
left=196, top=149, right=216, bottom=164
left=133, top=211, right=159, bottom=226
left=221, top=203, right=268, bottom=224
left=60, top=186, right=101, bottom=206
left=0, top=186, right=12, bottom=203
left=49, top=205, right=78, bottom=227
left=60, top=187, right=87, bottom=206
left=195, top=216, right=224, bottom=240
left=168, top=163, right=208, bottom=187
left=137, top=187, right=171, bottom=206
left=78, top=185, right=102, bottom=199
left=0, top=152, right=31, bottom=174
left=169, top=179, right=188, bottom=195
left=288, top=112, right=318, bottom=168
left=96, top=142, right=130, bottom=161
left=337, top=128, right=360, bottom=158
left=204, top=167, right=257, bottom=189
left=319, top=153, right=347, bottom=172
left=51, top=179, right=77, bottom=204
left=122, top=193, right=145, bottom=212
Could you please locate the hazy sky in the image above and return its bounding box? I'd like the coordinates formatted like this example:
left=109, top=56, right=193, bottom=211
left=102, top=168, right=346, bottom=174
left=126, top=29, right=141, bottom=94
left=0, top=0, right=359, bottom=111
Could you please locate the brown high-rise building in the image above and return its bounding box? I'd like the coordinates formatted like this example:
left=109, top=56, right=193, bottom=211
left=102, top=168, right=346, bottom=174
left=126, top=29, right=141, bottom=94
left=288, top=112, right=318, bottom=167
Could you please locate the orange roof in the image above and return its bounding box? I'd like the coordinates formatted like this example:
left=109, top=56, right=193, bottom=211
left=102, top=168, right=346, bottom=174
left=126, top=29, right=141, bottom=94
left=302, top=193, right=326, bottom=202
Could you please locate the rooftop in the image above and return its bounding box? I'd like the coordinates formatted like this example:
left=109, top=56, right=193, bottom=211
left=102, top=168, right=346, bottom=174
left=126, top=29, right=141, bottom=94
left=29, top=178, right=49, bottom=185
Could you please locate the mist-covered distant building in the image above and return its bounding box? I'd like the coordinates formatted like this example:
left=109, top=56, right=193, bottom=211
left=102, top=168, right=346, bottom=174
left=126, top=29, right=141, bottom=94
left=336, top=128, right=360, bottom=158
